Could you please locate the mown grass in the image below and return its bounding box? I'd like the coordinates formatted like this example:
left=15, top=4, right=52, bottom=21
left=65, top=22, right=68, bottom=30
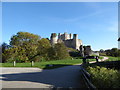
left=99, top=56, right=104, bottom=59
left=0, top=59, right=96, bottom=69
left=105, top=56, right=120, bottom=61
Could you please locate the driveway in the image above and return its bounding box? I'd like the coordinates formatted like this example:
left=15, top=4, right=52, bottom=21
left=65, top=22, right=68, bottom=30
left=1, top=65, right=85, bottom=88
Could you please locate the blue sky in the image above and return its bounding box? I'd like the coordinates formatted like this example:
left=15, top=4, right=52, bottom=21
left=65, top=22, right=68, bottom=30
left=2, top=2, right=118, bottom=51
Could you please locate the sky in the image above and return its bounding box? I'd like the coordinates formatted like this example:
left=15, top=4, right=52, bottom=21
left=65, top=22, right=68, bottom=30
left=2, top=2, right=118, bottom=51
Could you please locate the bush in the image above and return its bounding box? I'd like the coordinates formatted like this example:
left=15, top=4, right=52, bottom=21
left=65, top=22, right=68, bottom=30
left=49, top=43, right=70, bottom=60
left=99, top=52, right=106, bottom=56
left=87, top=66, right=120, bottom=88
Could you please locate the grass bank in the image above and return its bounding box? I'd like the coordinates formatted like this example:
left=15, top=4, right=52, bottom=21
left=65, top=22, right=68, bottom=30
left=105, top=56, right=120, bottom=61
left=0, top=59, right=96, bottom=69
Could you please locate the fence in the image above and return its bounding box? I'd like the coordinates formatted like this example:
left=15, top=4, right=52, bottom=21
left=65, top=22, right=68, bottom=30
left=81, top=67, right=96, bottom=89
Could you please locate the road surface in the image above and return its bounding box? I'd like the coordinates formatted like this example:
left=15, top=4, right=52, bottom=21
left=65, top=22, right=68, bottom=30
left=1, top=56, right=108, bottom=88
left=1, top=65, right=85, bottom=88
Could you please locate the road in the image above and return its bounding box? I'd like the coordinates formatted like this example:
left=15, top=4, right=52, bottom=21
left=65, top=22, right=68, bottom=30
left=1, top=56, right=108, bottom=88
left=1, top=65, right=85, bottom=88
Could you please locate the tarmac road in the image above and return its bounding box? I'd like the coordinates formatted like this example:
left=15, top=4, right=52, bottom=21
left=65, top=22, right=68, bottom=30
left=1, top=56, right=108, bottom=88
left=1, top=65, right=85, bottom=88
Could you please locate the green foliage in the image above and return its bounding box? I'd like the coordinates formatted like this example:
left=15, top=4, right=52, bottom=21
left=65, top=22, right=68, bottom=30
left=3, top=32, right=41, bottom=62
left=87, top=66, right=120, bottom=88
left=53, top=43, right=70, bottom=60
left=1, top=43, right=10, bottom=63
left=69, top=51, right=81, bottom=57
left=2, top=32, right=71, bottom=63
left=38, top=38, right=51, bottom=53
left=91, top=54, right=98, bottom=57
left=105, top=48, right=120, bottom=57
left=10, top=32, right=40, bottom=46
left=99, top=52, right=106, bottom=56
left=98, top=56, right=104, bottom=59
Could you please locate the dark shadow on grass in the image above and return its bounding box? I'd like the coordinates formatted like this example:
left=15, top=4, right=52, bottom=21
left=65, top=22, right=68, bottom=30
left=43, top=64, right=72, bottom=69
left=2, top=64, right=86, bottom=89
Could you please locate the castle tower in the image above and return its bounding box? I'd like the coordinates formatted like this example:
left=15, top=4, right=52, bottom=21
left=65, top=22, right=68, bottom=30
left=73, top=34, right=79, bottom=50
left=58, top=33, right=61, bottom=39
left=70, top=33, right=72, bottom=39
left=64, top=32, right=67, bottom=40
left=73, top=34, right=78, bottom=40
left=50, top=33, right=57, bottom=45
left=64, top=32, right=71, bottom=40
left=80, top=45, right=84, bottom=57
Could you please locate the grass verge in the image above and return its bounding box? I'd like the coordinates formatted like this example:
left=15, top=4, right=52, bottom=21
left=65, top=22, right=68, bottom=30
left=0, top=59, right=96, bottom=69
left=105, top=56, right=120, bottom=61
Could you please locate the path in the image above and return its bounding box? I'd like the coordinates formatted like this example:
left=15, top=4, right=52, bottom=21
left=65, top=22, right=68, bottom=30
left=89, top=56, right=109, bottom=64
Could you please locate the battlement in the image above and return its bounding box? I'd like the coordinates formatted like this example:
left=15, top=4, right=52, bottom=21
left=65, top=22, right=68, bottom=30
left=56, top=32, right=78, bottom=40
left=50, top=32, right=82, bottom=50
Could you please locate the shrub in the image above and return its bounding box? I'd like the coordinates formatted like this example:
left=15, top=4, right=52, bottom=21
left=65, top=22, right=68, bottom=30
left=87, top=66, right=120, bottom=88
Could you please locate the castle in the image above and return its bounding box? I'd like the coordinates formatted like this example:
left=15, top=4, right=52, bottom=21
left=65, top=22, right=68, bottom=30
left=50, top=32, right=82, bottom=50
left=50, top=32, right=99, bottom=57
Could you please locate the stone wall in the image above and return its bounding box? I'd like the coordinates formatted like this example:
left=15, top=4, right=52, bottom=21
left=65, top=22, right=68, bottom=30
left=50, top=32, right=82, bottom=50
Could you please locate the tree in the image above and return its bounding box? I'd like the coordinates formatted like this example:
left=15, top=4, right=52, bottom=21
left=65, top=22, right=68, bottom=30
left=2, top=45, right=28, bottom=63
left=8, top=32, right=41, bottom=62
left=100, top=49, right=104, bottom=53
left=111, top=48, right=118, bottom=57
left=53, top=43, right=70, bottom=60
left=105, top=48, right=119, bottom=57
left=37, top=38, right=51, bottom=61
left=10, top=32, right=41, bottom=46
left=1, top=43, right=10, bottom=63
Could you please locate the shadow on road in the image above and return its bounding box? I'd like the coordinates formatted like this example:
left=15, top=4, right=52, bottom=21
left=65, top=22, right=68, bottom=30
left=2, top=64, right=86, bottom=88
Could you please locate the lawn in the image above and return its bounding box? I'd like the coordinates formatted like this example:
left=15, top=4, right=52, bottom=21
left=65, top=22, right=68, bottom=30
left=0, top=59, right=96, bottom=69
left=105, top=56, right=120, bottom=61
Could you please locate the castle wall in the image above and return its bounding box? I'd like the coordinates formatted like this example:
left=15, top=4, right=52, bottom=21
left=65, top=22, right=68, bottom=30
left=58, top=33, right=71, bottom=40
left=50, top=33, right=57, bottom=45
left=76, top=39, right=82, bottom=50
left=50, top=32, right=82, bottom=51
left=64, top=39, right=74, bottom=49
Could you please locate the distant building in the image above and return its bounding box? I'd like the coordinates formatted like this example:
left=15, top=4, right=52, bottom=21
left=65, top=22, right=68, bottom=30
left=50, top=32, right=99, bottom=56
left=50, top=32, right=82, bottom=50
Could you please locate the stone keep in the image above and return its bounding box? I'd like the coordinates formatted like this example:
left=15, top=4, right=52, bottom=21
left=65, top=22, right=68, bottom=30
left=50, top=32, right=82, bottom=50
